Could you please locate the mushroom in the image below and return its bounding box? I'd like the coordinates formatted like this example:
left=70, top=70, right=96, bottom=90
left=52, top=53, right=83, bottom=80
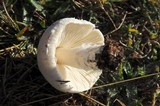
left=37, top=18, right=104, bottom=93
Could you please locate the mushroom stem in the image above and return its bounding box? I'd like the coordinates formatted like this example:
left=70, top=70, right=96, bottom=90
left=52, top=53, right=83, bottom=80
left=56, top=45, right=103, bottom=70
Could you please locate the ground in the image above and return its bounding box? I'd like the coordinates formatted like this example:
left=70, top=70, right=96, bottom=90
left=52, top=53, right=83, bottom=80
left=0, top=0, right=160, bottom=106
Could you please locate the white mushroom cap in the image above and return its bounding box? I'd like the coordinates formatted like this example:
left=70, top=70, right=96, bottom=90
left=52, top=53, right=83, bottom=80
left=37, top=18, right=104, bottom=93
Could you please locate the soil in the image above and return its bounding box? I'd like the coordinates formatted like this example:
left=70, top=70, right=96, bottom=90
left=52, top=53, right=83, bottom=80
left=96, top=38, right=125, bottom=70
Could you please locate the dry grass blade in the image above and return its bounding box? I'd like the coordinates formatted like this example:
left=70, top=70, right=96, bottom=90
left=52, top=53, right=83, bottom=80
left=19, top=94, right=69, bottom=106
left=100, top=5, right=117, bottom=29
left=2, top=1, right=19, bottom=30
left=106, top=12, right=127, bottom=35
left=79, top=93, right=106, bottom=106
left=114, top=99, right=126, bottom=106
left=93, top=72, right=160, bottom=89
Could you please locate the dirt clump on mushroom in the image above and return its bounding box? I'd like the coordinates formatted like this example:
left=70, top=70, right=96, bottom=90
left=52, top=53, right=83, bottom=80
left=96, top=37, right=125, bottom=70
